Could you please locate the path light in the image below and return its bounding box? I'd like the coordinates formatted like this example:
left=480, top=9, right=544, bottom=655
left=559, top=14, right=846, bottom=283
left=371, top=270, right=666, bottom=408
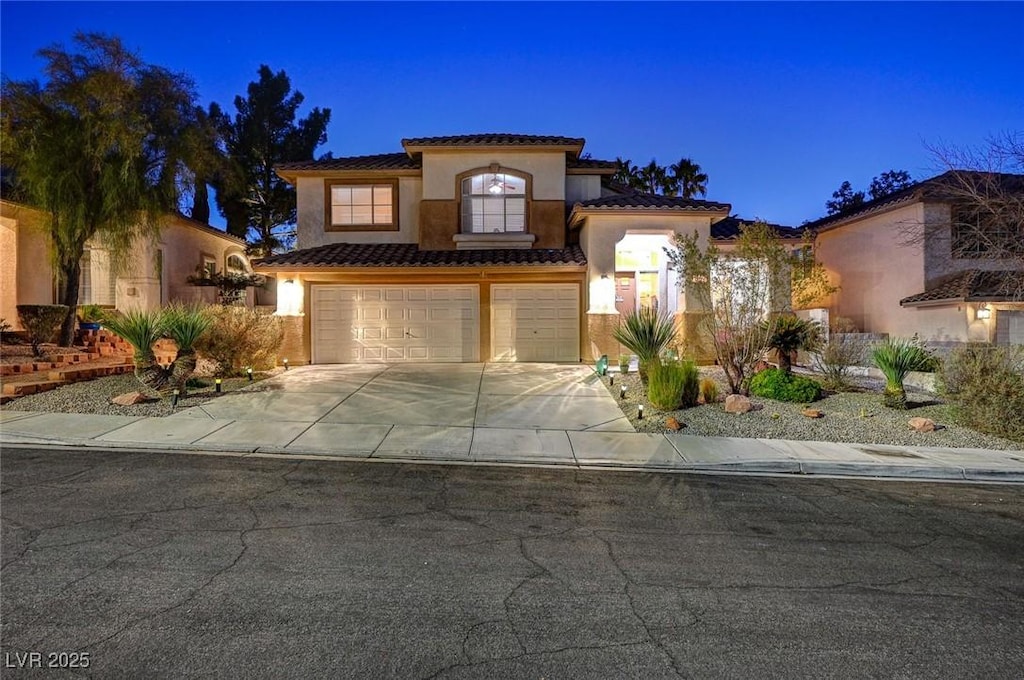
left=172, top=388, right=180, bottom=408
left=247, top=367, right=254, bottom=382
left=638, top=404, right=644, bottom=420
left=609, top=375, right=614, bottom=387
left=215, top=378, right=222, bottom=393
left=620, top=385, right=627, bottom=399
left=283, top=358, right=289, bottom=370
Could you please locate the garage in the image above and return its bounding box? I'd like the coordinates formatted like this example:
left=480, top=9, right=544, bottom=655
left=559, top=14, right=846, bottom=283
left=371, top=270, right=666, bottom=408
left=311, top=285, right=479, bottom=363
left=491, top=284, right=580, bottom=362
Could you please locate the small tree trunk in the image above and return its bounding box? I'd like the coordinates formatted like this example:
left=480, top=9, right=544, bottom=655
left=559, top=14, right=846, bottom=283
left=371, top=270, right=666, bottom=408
left=778, top=350, right=793, bottom=374
left=134, top=359, right=172, bottom=396
left=57, top=258, right=83, bottom=347
left=169, top=350, right=198, bottom=394
left=883, top=383, right=907, bottom=410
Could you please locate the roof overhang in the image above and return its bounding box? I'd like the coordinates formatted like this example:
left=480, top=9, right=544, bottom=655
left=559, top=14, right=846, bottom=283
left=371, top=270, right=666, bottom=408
left=402, top=141, right=585, bottom=158
left=252, top=263, right=587, bottom=275
left=275, top=168, right=422, bottom=184
left=568, top=205, right=731, bottom=228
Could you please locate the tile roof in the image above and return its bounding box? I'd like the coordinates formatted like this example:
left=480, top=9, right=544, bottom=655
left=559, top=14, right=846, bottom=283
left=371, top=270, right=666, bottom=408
left=566, top=157, right=617, bottom=171
left=711, top=216, right=803, bottom=241
left=276, top=153, right=420, bottom=172
left=574, top=193, right=730, bottom=212
left=899, top=270, right=1024, bottom=305
left=254, top=243, right=587, bottom=269
left=402, top=134, right=585, bottom=148
left=804, top=171, right=1024, bottom=232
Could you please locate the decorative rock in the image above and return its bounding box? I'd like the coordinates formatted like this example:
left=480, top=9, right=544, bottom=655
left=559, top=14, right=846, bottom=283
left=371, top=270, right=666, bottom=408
left=908, top=417, right=936, bottom=433
left=724, top=394, right=753, bottom=414
left=110, top=391, right=158, bottom=406
left=665, top=417, right=683, bottom=431
left=801, top=408, right=824, bottom=418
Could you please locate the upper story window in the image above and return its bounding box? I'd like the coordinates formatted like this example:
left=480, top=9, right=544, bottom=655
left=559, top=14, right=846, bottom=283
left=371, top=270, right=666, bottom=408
left=461, top=172, right=527, bottom=233
left=952, top=203, right=1024, bottom=259
left=325, top=179, right=397, bottom=231
left=226, top=253, right=248, bottom=274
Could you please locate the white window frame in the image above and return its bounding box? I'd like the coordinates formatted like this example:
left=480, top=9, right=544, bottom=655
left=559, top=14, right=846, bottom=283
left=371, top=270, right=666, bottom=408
left=460, top=172, right=528, bottom=234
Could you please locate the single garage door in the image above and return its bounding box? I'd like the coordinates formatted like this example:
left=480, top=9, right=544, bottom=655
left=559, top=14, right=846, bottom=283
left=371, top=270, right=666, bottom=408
left=312, top=285, right=479, bottom=363
left=491, top=284, right=579, bottom=362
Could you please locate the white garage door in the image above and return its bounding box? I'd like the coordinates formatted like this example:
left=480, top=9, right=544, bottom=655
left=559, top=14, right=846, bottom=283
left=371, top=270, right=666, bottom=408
left=491, top=284, right=579, bottom=362
left=312, top=285, right=479, bottom=363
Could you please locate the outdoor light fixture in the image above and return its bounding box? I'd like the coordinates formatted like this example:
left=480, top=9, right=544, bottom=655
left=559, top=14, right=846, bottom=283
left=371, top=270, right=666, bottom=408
left=976, top=305, right=992, bottom=320
left=247, top=367, right=254, bottom=382
left=620, top=385, right=627, bottom=399
left=638, top=404, right=644, bottom=419
left=172, top=388, right=180, bottom=408
left=609, top=375, right=614, bottom=387
left=283, top=358, right=289, bottom=370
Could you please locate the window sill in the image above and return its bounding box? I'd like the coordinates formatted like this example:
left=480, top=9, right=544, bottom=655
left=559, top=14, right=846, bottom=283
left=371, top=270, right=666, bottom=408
left=453, top=233, right=536, bottom=250
left=325, top=224, right=399, bottom=232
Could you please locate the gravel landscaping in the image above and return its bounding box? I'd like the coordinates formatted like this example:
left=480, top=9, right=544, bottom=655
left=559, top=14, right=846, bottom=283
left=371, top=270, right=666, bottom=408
left=605, top=367, right=1023, bottom=450
left=1, top=371, right=274, bottom=418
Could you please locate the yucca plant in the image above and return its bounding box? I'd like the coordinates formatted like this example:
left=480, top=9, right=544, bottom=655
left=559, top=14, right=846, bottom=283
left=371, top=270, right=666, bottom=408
left=160, top=303, right=213, bottom=393
left=613, top=307, right=678, bottom=384
left=759, top=314, right=822, bottom=373
left=101, top=308, right=168, bottom=394
left=871, top=336, right=936, bottom=409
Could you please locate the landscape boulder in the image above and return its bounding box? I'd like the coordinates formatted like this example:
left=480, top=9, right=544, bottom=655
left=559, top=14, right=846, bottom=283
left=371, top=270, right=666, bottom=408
left=908, top=417, right=937, bottom=433
left=724, top=394, right=753, bottom=414
left=110, top=391, right=158, bottom=406
left=665, top=417, right=683, bottom=431
left=801, top=408, right=824, bottom=419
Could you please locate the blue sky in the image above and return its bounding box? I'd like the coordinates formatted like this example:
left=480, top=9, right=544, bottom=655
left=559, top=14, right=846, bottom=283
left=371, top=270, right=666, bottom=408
left=2, top=1, right=1022, bottom=228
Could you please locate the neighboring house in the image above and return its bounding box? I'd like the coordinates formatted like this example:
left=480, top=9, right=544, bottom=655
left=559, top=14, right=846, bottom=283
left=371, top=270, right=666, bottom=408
left=256, top=133, right=802, bottom=365
left=0, top=200, right=254, bottom=330
left=804, top=172, right=1024, bottom=346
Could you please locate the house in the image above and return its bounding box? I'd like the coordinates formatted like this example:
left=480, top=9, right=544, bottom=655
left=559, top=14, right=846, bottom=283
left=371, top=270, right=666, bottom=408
left=804, top=172, right=1024, bottom=346
left=0, top=199, right=255, bottom=330
left=256, top=133, right=802, bottom=365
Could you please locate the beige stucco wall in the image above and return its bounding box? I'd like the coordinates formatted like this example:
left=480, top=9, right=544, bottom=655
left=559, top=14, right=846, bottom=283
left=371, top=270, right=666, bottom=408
left=814, top=202, right=967, bottom=341
left=294, top=176, right=421, bottom=249
left=565, top=175, right=602, bottom=204
left=421, top=151, right=566, bottom=201
left=1, top=202, right=56, bottom=330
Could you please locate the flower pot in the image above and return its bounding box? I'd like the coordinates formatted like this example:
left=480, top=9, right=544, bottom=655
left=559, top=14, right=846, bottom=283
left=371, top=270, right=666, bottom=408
left=79, top=322, right=102, bottom=331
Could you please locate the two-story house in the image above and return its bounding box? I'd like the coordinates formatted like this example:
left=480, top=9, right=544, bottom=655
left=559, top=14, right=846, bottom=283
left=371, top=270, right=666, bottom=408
left=256, top=133, right=797, bottom=365
left=806, top=171, right=1024, bottom=346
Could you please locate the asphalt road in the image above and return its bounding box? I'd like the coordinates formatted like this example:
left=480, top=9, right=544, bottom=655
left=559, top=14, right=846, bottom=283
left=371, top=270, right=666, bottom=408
left=1, top=446, right=1022, bottom=679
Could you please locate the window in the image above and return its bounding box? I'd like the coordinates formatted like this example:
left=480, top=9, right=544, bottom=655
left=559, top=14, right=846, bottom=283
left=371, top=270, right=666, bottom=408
left=326, top=181, right=395, bottom=229
left=952, top=204, right=1024, bottom=259
left=202, top=255, right=217, bottom=278
left=78, top=248, right=117, bottom=306
left=461, top=172, right=527, bottom=233
left=226, top=253, right=248, bottom=274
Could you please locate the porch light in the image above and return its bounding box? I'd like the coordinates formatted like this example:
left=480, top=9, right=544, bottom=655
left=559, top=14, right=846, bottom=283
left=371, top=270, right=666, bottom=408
left=976, top=305, right=992, bottom=320
left=276, top=277, right=304, bottom=317
left=589, top=274, right=617, bottom=314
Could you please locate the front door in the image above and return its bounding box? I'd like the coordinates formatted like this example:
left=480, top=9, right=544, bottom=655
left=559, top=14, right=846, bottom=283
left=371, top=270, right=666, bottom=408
left=615, top=273, right=636, bottom=317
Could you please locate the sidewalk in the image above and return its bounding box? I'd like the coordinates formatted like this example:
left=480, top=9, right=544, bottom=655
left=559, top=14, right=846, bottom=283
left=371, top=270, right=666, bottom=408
left=2, top=409, right=1021, bottom=482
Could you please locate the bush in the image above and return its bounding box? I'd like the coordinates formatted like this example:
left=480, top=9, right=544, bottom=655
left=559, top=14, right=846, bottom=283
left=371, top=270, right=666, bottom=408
left=700, top=377, right=719, bottom=404
left=76, top=304, right=105, bottom=323
left=646, top=359, right=700, bottom=410
left=872, top=336, right=936, bottom=409
left=194, top=305, right=284, bottom=376
left=939, top=344, right=1024, bottom=442
left=759, top=314, right=822, bottom=373
left=101, top=308, right=163, bottom=364
left=749, top=368, right=822, bottom=403
left=812, top=333, right=869, bottom=391
left=16, top=304, right=68, bottom=357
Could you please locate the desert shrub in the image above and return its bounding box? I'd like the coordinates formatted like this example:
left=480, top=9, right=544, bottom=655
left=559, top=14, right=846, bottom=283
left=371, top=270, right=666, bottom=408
left=830, top=317, right=858, bottom=333
left=618, top=353, right=630, bottom=373
left=646, top=359, right=700, bottom=410
left=16, top=304, right=68, bottom=357
left=194, top=305, right=284, bottom=376
left=872, top=336, right=936, bottom=409
left=613, top=307, right=677, bottom=383
left=76, top=304, right=105, bottom=323
left=812, top=333, right=869, bottom=391
left=939, top=344, right=1024, bottom=442
left=101, top=309, right=163, bottom=364
left=699, top=377, right=719, bottom=404
left=679, top=360, right=700, bottom=408
left=759, top=315, right=822, bottom=373
left=749, top=368, right=822, bottom=403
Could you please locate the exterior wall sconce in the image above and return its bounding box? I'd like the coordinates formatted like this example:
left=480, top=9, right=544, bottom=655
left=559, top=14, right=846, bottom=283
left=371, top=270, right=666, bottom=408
left=276, top=277, right=304, bottom=316
left=589, top=274, right=617, bottom=313
left=976, top=305, right=991, bottom=320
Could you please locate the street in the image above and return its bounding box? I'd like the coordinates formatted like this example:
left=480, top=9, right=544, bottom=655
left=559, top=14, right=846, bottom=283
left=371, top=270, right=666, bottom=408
left=2, top=446, right=1022, bottom=679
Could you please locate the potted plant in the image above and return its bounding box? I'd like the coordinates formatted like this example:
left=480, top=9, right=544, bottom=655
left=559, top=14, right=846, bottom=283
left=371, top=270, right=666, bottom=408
left=77, top=304, right=106, bottom=331
left=618, top=353, right=631, bottom=374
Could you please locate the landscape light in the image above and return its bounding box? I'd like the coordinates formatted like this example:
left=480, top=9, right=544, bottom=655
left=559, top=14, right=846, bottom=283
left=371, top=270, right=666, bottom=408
left=172, top=388, right=180, bottom=408
left=620, top=385, right=627, bottom=399
left=638, top=404, right=644, bottom=419
left=283, top=358, right=289, bottom=370
left=215, top=378, right=222, bottom=393
left=247, top=367, right=254, bottom=382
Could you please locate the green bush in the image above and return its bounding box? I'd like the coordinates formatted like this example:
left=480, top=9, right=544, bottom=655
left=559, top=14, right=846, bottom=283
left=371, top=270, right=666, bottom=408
left=101, top=308, right=163, bottom=365
left=76, top=304, right=105, bottom=323
left=194, top=305, right=284, bottom=376
left=646, top=359, right=700, bottom=410
left=749, top=368, right=822, bottom=403
left=939, top=344, right=1024, bottom=442
left=872, top=336, right=936, bottom=409
left=618, top=353, right=630, bottom=374
left=699, top=377, right=719, bottom=404
left=16, top=304, right=68, bottom=357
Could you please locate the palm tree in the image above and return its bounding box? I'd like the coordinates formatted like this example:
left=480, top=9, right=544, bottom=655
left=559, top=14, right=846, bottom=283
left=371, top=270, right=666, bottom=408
left=636, top=160, right=671, bottom=195
left=612, top=157, right=644, bottom=191
left=669, top=158, right=709, bottom=199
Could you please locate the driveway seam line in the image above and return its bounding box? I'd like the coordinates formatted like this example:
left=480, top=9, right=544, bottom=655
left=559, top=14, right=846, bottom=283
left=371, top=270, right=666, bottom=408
left=369, top=424, right=395, bottom=457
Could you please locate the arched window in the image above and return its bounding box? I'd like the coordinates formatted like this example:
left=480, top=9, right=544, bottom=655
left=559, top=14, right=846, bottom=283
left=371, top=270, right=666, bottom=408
left=460, top=172, right=527, bottom=233
left=226, top=253, right=248, bottom=273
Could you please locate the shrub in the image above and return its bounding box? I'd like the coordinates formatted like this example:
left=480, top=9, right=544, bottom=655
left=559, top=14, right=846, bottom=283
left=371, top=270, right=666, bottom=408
left=871, top=336, right=936, bottom=409
left=160, top=304, right=214, bottom=392
left=646, top=359, right=700, bottom=410
left=759, top=314, right=822, bottom=373
left=939, top=344, right=1024, bottom=442
left=76, top=304, right=105, bottom=323
left=16, top=304, right=68, bottom=357
left=194, top=305, right=284, bottom=376
left=101, top=309, right=163, bottom=365
left=812, top=333, right=869, bottom=391
left=613, top=307, right=677, bottom=383
left=700, top=377, right=719, bottom=404
left=618, top=353, right=630, bottom=374
left=749, top=368, right=822, bottom=403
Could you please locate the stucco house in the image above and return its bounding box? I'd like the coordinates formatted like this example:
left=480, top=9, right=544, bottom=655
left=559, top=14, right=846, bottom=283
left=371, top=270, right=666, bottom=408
left=0, top=199, right=255, bottom=330
left=805, top=171, right=1024, bottom=346
left=255, top=133, right=802, bottom=365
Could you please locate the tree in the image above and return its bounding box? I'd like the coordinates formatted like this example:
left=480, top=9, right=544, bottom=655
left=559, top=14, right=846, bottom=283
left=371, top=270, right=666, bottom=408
left=669, top=157, right=709, bottom=199
left=868, top=169, right=914, bottom=200
left=612, top=157, right=643, bottom=191
left=210, top=66, right=331, bottom=256
left=1, top=33, right=201, bottom=346
left=636, top=159, right=671, bottom=195
left=825, top=181, right=866, bottom=215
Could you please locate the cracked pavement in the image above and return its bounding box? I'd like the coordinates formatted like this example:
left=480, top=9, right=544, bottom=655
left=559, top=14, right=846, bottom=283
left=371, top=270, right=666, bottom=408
left=1, top=446, right=1023, bottom=678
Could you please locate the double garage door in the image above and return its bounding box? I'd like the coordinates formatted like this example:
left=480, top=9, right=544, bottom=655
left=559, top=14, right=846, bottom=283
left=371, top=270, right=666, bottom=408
left=311, top=284, right=578, bottom=363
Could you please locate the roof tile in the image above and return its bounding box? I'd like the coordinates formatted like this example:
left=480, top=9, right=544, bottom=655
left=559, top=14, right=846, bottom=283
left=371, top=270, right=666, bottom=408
left=277, top=153, right=420, bottom=172
left=254, top=243, right=587, bottom=269
left=900, top=270, right=1024, bottom=305
left=575, top=193, right=730, bottom=212
left=711, top=216, right=803, bottom=240
left=402, top=133, right=585, bottom=147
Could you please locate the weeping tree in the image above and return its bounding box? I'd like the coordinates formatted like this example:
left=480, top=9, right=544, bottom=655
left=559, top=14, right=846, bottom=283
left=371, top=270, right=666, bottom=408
left=0, top=33, right=202, bottom=346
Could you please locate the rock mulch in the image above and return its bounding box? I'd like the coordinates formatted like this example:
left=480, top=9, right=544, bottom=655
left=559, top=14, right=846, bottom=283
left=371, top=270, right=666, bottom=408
left=605, top=368, right=1022, bottom=450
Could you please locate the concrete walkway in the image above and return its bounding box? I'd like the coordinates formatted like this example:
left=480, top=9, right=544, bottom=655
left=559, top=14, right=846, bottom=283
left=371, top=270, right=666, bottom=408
left=1, top=363, right=1021, bottom=482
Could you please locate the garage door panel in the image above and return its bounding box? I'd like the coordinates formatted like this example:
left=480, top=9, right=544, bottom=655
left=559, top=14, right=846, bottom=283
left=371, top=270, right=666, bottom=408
left=491, top=284, right=579, bottom=362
